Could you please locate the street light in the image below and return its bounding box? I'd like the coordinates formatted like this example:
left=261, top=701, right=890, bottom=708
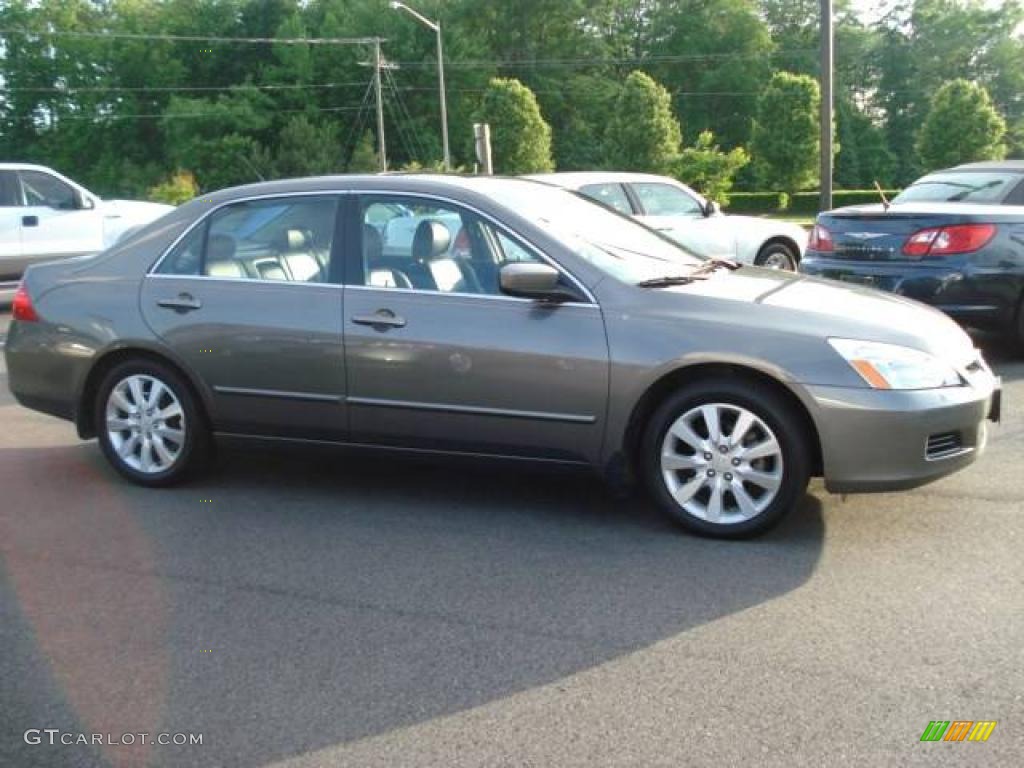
left=390, top=1, right=450, bottom=171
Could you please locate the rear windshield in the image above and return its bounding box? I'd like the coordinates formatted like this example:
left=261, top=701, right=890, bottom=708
left=892, top=172, right=1020, bottom=204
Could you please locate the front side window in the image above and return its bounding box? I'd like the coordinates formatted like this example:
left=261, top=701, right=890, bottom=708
left=632, top=182, right=703, bottom=216
left=20, top=170, right=76, bottom=210
left=359, top=196, right=546, bottom=296
left=579, top=183, right=633, bottom=215
left=155, top=196, right=338, bottom=282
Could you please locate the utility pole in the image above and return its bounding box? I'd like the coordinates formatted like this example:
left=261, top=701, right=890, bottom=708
left=820, top=0, right=833, bottom=212
left=390, top=2, right=450, bottom=171
left=373, top=39, right=387, bottom=172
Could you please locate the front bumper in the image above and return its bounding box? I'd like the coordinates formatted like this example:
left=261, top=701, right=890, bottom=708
left=805, top=371, right=1000, bottom=494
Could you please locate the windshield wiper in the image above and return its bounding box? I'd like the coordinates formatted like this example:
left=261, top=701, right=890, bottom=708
left=636, top=258, right=740, bottom=288
left=636, top=274, right=710, bottom=288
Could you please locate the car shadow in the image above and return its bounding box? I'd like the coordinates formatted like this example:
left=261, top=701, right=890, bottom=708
left=0, top=441, right=825, bottom=768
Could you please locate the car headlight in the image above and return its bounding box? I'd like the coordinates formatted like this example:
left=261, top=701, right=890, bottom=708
left=828, top=338, right=963, bottom=390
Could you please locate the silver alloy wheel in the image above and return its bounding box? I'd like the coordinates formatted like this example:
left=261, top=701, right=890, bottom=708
left=660, top=402, right=784, bottom=524
left=105, top=374, right=186, bottom=474
left=761, top=249, right=794, bottom=270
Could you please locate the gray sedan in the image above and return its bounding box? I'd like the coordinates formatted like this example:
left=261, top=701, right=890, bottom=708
left=4, top=175, right=1002, bottom=537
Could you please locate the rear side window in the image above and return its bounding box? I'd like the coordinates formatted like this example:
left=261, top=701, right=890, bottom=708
left=579, top=183, right=633, bottom=215
left=0, top=171, right=21, bottom=206
left=154, top=196, right=339, bottom=282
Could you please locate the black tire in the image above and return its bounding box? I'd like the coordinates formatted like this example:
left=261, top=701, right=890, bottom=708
left=641, top=377, right=811, bottom=539
left=94, top=358, right=209, bottom=486
left=755, top=241, right=798, bottom=271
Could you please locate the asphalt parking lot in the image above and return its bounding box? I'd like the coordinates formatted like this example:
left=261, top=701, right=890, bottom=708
left=1, top=310, right=1021, bottom=768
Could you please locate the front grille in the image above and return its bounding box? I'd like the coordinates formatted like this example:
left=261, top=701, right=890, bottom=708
left=926, top=431, right=964, bottom=460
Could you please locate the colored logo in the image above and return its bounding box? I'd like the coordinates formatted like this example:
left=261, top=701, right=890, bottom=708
left=920, top=721, right=996, bottom=742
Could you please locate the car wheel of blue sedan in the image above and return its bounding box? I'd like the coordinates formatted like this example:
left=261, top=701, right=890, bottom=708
left=95, top=359, right=209, bottom=486
left=643, top=379, right=811, bottom=538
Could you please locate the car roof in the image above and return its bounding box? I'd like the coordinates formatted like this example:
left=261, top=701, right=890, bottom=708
left=0, top=163, right=62, bottom=173
left=946, top=160, right=1024, bottom=173
left=183, top=173, right=570, bottom=208
left=526, top=171, right=679, bottom=189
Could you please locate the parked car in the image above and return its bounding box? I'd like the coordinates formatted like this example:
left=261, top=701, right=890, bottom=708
left=0, top=163, right=174, bottom=303
left=801, top=160, right=1024, bottom=347
left=530, top=171, right=808, bottom=270
left=5, top=175, right=1000, bottom=538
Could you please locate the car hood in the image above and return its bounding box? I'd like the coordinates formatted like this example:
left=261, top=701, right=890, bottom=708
left=648, top=266, right=977, bottom=367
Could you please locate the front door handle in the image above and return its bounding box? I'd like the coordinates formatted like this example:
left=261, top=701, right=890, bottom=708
left=351, top=310, right=406, bottom=329
left=157, top=293, right=202, bottom=312
left=22, top=215, right=39, bottom=227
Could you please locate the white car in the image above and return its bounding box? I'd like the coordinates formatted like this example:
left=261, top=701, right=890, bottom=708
left=531, top=172, right=808, bottom=270
left=1, top=164, right=174, bottom=302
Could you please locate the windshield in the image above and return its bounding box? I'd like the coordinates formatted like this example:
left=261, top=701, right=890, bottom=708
left=485, top=180, right=703, bottom=283
left=893, top=172, right=1019, bottom=204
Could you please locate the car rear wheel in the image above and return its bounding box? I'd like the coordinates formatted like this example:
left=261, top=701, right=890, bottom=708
left=755, top=242, right=798, bottom=271
left=95, top=359, right=208, bottom=486
left=642, top=379, right=811, bottom=538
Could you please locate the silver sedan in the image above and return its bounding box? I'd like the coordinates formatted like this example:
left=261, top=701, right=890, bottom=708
left=4, top=175, right=1001, bottom=537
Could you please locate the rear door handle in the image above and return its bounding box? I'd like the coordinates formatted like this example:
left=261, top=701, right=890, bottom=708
left=157, top=293, right=202, bottom=312
left=351, top=310, right=406, bottom=329
left=22, top=215, right=38, bottom=227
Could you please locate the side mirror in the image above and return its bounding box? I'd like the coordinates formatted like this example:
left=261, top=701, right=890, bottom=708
left=74, top=190, right=95, bottom=210
left=703, top=200, right=720, bottom=218
left=499, top=262, right=574, bottom=302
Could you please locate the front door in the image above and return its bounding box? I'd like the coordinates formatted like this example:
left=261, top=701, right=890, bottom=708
left=17, top=168, right=104, bottom=261
left=344, top=193, right=609, bottom=463
left=140, top=194, right=347, bottom=440
left=630, top=181, right=736, bottom=259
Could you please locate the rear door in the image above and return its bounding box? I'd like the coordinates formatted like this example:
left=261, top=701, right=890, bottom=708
left=140, top=194, right=348, bottom=441
left=0, top=170, right=23, bottom=284
left=17, top=168, right=104, bottom=262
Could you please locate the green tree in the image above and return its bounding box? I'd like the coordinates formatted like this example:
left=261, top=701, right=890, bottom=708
left=472, top=78, right=554, bottom=173
left=916, top=79, right=1006, bottom=170
left=347, top=132, right=380, bottom=173
left=148, top=170, right=199, bottom=205
left=274, top=115, right=344, bottom=178
left=751, top=71, right=821, bottom=193
left=675, top=131, right=749, bottom=203
left=605, top=71, right=682, bottom=175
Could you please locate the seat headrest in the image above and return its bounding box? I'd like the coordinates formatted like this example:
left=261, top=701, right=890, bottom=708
left=207, top=233, right=236, bottom=262
left=362, top=223, right=383, bottom=262
left=284, top=228, right=311, bottom=251
left=412, top=220, right=452, bottom=262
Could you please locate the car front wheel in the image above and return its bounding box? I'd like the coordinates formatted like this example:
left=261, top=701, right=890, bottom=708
left=95, top=359, right=208, bottom=486
left=642, top=378, right=811, bottom=538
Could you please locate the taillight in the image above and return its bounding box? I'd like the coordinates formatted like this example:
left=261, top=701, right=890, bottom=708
left=902, top=224, right=996, bottom=258
left=808, top=224, right=833, bottom=252
left=12, top=282, right=39, bottom=322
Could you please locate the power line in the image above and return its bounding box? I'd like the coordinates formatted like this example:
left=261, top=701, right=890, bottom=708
left=0, top=28, right=383, bottom=46
left=0, top=81, right=370, bottom=94
left=391, top=48, right=823, bottom=69
left=0, top=104, right=370, bottom=122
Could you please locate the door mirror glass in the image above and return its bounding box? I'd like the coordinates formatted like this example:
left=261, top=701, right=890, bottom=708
left=499, top=262, right=566, bottom=300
